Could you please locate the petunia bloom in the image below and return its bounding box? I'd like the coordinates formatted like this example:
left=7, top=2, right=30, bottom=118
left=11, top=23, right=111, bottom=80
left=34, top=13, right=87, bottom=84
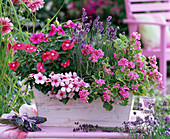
left=12, top=43, right=25, bottom=50
left=47, top=49, right=59, bottom=60
left=25, top=44, right=37, bottom=53
left=61, top=39, right=74, bottom=51
left=8, top=60, right=19, bottom=71
left=36, top=61, right=45, bottom=73
left=61, top=60, right=70, bottom=68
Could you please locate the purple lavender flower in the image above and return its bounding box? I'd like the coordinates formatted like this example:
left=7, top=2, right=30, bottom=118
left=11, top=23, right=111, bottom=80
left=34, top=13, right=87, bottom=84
left=107, top=16, right=112, bottom=22
left=163, top=100, right=168, bottom=106
left=165, top=131, right=170, bottom=136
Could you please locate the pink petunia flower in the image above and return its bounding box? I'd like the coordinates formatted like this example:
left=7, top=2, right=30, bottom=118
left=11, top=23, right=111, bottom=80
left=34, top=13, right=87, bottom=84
left=34, top=72, right=47, bottom=84
left=0, top=17, right=13, bottom=35
left=56, top=26, right=65, bottom=35
left=30, top=33, right=40, bottom=44
left=8, top=60, right=19, bottom=71
left=61, top=39, right=74, bottom=51
left=64, top=20, right=75, bottom=29
left=47, top=49, right=59, bottom=60
left=25, top=44, right=37, bottom=53
left=12, top=43, right=25, bottom=50
left=48, top=24, right=57, bottom=37
left=36, top=61, right=45, bottom=73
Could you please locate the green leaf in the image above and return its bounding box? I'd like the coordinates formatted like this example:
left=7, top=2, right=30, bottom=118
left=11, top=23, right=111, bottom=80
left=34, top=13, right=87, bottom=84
left=88, top=95, right=94, bottom=103
left=148, top=89, right=154, bottom=97
left=111, top=88, right=118, bottom=97
left=143, top=77, right=150, bottom=88
left=103, top=101, right=113, bottom=111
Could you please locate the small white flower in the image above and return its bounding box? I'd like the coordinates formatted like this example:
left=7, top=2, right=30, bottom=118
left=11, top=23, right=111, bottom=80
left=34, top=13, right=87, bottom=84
left=61, top=80, right=73, bottom=92
left=34, top=72, right=47, bottom=84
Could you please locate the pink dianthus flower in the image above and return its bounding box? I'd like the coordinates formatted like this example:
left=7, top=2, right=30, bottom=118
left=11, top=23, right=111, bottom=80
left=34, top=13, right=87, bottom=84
left=27, top=0, right=44, bottom=12
left=0, top=17, right=13, bottom=35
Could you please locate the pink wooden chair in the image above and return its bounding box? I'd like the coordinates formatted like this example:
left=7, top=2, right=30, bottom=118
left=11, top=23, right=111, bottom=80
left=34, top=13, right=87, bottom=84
left=123, top=0, right=170, bottom=94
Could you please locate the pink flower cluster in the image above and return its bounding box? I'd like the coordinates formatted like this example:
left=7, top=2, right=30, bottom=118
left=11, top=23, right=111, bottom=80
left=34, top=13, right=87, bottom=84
left=103, top=66, right=113, bottom=75
left=103, top=88, right=111, bottom=102
left=79, top=89, right=89, bottom=103
left=131, top=32, right=141, bottom=50
left=30, top=24, right=66, bottom=44
left=119, top=85, right=130, bottom=100
left=95, top=79, right=105, bottom=87
left=147, top=55, right=165, bottom=90
left=31, top=72, right=89, bottom=100
left=118, top=58, right=135, bottom=72
left=127, top=71, right=139, bottom=80
left=81, top=45, right=104, bottom=62
left=12, top=0, right=44, bottom=12
left=30, top=31, right=49, bottom=44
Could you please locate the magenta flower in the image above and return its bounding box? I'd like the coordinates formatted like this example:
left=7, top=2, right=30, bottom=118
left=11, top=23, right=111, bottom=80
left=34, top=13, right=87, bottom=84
left=30, top=33, right=40, bottom=44
left=0, top=17, right=13, bottom=35
left=118, top=58, right=128, bottom=66
left=48, top=24, right=57, bottom=37
left=56, top=26, right=65, bottom=35
left=64, top=20, right=75, bottom=29
left=103, top=89, right=111, bottom=102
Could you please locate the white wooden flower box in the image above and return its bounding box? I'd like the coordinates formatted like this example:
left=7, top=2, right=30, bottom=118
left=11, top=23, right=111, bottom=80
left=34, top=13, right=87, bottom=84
left=33, top=88, right=134, bottom=127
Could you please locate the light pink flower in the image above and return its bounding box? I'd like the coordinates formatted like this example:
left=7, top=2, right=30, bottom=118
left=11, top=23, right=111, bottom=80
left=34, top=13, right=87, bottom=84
left=51, top=75, right=61, bottom=87
left=27, top=0, right=44, bottom=12
left=56, top=90, right=67, bottom=100
left=60, top=80, right=73, bottom=92
left=34, top=72, right=47, bottom=84
left=0, top=17, right=13, bottom=35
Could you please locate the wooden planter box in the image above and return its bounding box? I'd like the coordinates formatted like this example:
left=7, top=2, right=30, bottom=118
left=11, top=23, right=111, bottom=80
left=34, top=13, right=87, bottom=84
left=33, top=88, right=134, bottom=127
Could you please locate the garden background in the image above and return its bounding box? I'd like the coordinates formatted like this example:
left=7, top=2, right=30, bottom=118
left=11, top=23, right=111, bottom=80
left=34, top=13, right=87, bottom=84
left=0, top=0, right=169, bottom=121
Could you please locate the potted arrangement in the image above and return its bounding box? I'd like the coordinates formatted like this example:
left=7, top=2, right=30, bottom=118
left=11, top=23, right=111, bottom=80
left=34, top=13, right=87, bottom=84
left=4, top=3, right=164, bottom=127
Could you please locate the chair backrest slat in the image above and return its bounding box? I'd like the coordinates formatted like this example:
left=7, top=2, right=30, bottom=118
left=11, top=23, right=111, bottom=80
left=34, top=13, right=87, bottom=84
left=125, top=0, right=170, bottom=20
left=131, top=3, right=170, bottom=12
left=130, top=0, right=167, bottom=2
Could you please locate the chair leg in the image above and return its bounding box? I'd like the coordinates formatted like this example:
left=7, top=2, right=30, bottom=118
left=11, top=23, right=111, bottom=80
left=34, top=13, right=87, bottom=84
left=159, top=58, right=167, bottom=95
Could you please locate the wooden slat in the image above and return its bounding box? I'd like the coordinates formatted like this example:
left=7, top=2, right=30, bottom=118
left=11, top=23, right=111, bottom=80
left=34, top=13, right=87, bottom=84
left=133, top=12, right=170, bottom=20
left=131, top=3, right=170, bottom=12
left=130, top=0, right=167, bottom=2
